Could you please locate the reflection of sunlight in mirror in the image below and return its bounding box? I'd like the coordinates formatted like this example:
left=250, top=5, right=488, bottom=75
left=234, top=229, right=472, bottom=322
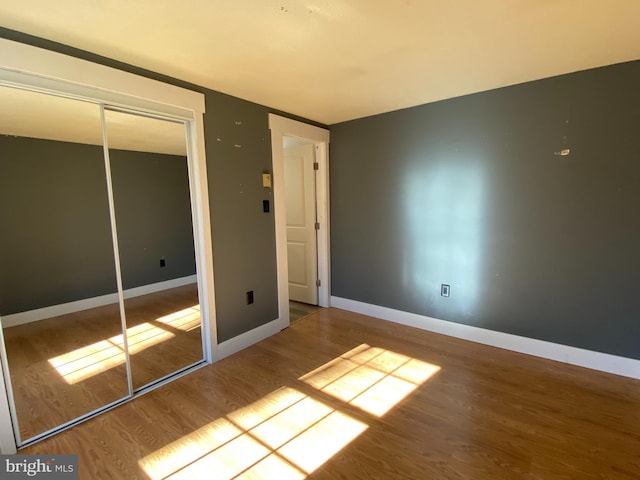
left=139, top=387, right=367, bottom=480
left=47, top=303, right=202, bottom=385
left=48, top=322, right=175, bottom=384
left=139, top=344, right=439, bottom=479
left=155, top=304, right=201, bottom=332
left=115, top=322, right=175, bottom=355
left=300, top=344, right=441, bottom=417
left=48, top=339, right=126, bottom=385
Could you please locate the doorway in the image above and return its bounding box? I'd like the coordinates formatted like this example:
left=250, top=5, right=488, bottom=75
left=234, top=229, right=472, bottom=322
left=283, top=137, right=318, bottom=309
left=283, top=137, right=323, bottom=322
left=268, top=115, right=330, bottom=328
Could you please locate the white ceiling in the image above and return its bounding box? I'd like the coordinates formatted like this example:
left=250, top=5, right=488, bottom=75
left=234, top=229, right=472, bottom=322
left=1, top=0, right=640, bottom=124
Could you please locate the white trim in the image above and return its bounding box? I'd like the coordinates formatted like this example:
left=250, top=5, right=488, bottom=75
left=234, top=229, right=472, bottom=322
left=269, top=115, right=330, bottom=144
left=0, top=38, right=204, bottom=115
left=315, top=140, right=331, bottom=308
left=1, top=276, right=198, bottom=328
left=268, top=114, right=331, bottom=331
left=0, top=346, right=17, bottom=454
left=100, top=104, right=134, bottom=398
left=331, top=296, right=640, bottom=380
left=186, top=117, right=218, bottom=362
left=217, top=319, right=283, bottom=360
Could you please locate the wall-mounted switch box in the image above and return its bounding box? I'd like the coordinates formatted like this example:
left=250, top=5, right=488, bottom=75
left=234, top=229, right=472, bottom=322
left=263, top=200, right=270, bottom=213
left=160, top=258, right=166, bottom=267
left=441, top=284, right=450, bottom=297
left=246, top=290, right=254, bottom=305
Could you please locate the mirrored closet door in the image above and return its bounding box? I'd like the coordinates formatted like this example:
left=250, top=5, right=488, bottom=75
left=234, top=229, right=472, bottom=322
left=104, top=108, right=204, bottom=391
left=0, top=87, right=206, bottom=446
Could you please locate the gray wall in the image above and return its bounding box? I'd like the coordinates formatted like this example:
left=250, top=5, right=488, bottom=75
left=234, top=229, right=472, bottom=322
left=330, top=61, right=640, bottom=360
left=0, top=136, right=116, bottom=314
left=110, top=149, right=196, bottom=290
left=203, top=92, right=278, bottom=342
left=0, top=136, right=196, bottom=314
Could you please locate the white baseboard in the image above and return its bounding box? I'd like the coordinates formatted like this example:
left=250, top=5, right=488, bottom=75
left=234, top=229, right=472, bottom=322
left=217, top=318, right=285, bottom=360
left=1, top=275, right=197, bottom=328
left=330, top=296, right=640, bottom=380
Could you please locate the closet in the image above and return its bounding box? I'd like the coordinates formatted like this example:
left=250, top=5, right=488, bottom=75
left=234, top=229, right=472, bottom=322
left=0, top=40, right=214, bottom=450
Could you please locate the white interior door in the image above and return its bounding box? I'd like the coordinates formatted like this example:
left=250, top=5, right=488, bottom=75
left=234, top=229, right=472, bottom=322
left=284, top=143, right=318, bottom=305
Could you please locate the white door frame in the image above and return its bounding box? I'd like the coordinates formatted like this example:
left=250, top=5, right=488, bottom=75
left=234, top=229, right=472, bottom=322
left=0, top=38, right=217, bottom=453
left=269, top=114, right=331, bottom=328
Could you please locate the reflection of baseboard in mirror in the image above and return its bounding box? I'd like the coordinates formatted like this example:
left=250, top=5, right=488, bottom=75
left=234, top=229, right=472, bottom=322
left=3, top=283, right=203, bottom=442
left=1, top=275, right=196, bottom=328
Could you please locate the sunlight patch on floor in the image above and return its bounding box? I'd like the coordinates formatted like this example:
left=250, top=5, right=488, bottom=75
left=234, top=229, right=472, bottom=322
left=138, top=344, right=439, bottom=479
left=139, top=386, right=367, bottom=480
left=299, top=344, right=441, bottom=417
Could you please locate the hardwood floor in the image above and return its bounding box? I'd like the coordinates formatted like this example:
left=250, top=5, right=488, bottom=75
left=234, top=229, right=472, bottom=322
left=289, top=301, right=322, bottom=323
left=21, top=308, right=640, bottom=479
left=3, top=284, right=203, bottom=442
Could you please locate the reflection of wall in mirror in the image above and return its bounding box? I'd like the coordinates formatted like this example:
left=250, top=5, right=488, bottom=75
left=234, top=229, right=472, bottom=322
left=0, top=135, right=196, bottom=316
left=110, top=149, right=196, bottom=291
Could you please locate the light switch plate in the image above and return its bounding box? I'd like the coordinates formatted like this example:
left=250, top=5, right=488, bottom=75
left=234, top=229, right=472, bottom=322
left=262, top=173, right=272, bottom=188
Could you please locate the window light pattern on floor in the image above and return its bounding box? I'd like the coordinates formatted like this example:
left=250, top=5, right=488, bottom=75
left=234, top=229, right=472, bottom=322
left=48, top=304, right=200, bottom=384
left=299, top=343, right=441, bottom=417
left=139, top=387, right=366, bottom=480
left=138, top=344, right=440, bottom=479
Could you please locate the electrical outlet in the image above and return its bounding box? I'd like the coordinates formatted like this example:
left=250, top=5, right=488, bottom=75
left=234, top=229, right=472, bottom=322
left=246, top=290, right=254, bottom=305
left=160, top=258, right=166, bottom=267
left=441, top=284, right=450, bottom=297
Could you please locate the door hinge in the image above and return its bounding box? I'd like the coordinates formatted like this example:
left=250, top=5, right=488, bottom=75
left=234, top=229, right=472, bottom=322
left=313, top=162, right=319, bottom=170
left=314, top=222, right=320, bottom=230
left=316, top=279, right=321, bottom=287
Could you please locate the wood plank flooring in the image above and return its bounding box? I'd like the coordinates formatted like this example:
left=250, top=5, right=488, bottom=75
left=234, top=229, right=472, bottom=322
left=21, top=308, right=640, bottom=479
left=3, top=284, right=203, bottom=441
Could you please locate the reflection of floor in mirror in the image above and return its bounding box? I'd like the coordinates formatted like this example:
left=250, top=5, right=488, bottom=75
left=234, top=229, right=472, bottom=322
left=289, top=301, right=322, bottom=323
left=2, top=283, right=203, bottom=442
